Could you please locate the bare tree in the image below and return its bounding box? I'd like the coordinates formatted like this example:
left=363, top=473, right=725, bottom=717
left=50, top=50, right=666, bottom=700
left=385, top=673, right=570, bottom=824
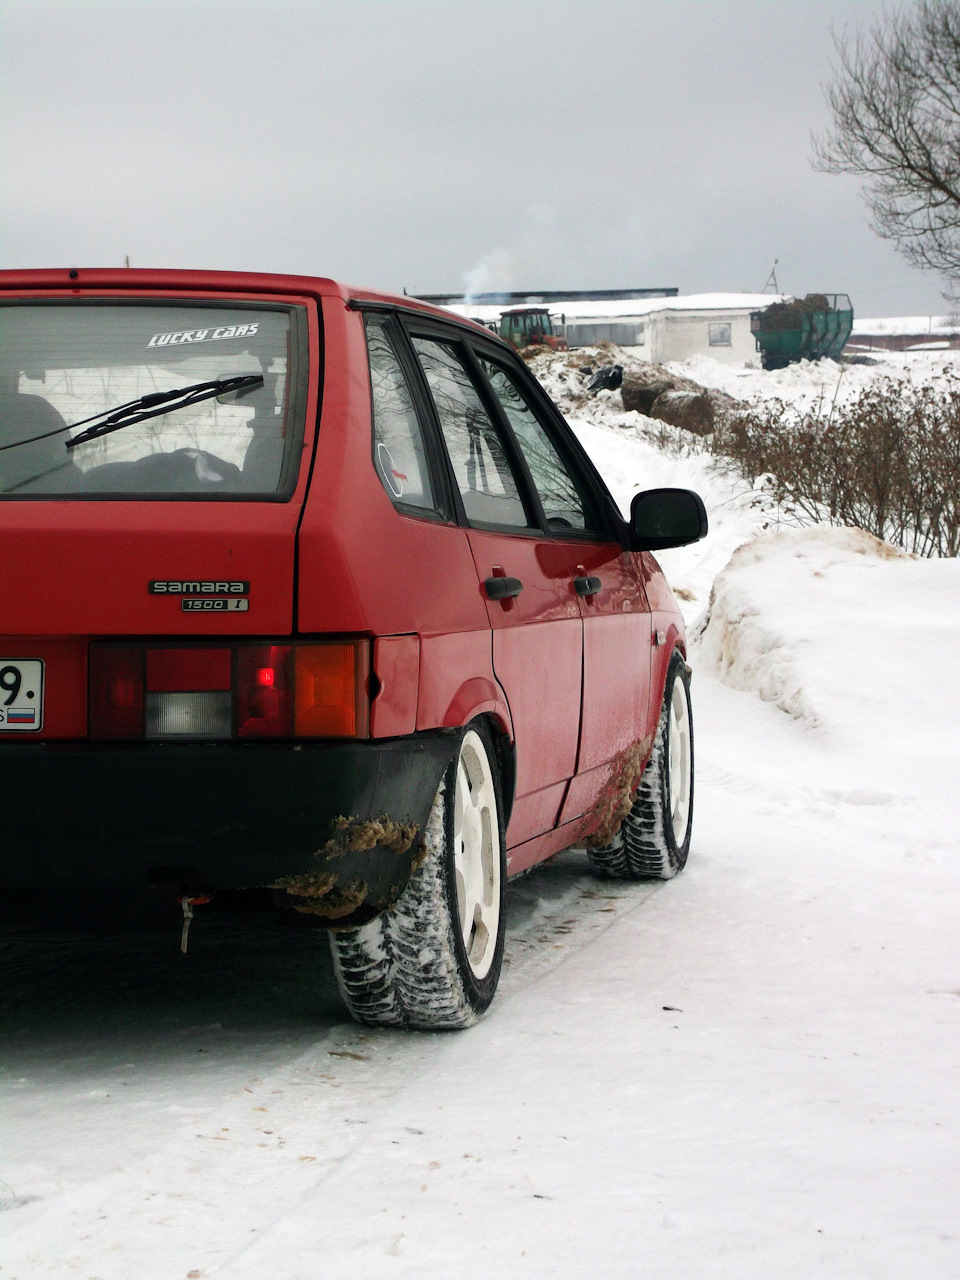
left=814, top=1, right=960, bottom=294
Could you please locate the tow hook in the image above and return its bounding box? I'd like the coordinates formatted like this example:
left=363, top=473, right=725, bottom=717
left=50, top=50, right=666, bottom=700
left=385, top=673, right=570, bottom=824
left=177, top=894, right=212, bottom=954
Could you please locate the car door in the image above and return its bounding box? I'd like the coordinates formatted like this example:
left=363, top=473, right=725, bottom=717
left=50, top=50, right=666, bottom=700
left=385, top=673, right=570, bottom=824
left=403, top=323, right=583, bottom=849
left=470, top=349, right=653, bottom=825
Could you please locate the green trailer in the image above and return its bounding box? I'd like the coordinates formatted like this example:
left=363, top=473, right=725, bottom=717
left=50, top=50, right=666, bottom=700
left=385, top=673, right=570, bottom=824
left=750, top=293, right=853, bottom=370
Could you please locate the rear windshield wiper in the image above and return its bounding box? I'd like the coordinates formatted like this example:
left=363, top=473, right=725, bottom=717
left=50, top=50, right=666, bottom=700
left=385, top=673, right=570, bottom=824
left=66, top=375, right=264, bottom=448
left=0, top=375, right=264, bottom=454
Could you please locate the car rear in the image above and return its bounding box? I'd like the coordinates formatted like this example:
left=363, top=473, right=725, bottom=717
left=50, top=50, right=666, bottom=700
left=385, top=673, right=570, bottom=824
left=0, top=272, right=452, bottom=925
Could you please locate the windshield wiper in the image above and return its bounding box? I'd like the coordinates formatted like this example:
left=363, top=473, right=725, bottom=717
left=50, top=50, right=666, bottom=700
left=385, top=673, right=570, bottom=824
left=0, top=375, right=264, bottom=455
left=65, top=375, right=264, bottom=448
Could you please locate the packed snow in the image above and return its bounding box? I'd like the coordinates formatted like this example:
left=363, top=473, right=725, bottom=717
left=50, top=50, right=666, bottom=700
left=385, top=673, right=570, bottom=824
left=2, top=350, right=959, bottom=1278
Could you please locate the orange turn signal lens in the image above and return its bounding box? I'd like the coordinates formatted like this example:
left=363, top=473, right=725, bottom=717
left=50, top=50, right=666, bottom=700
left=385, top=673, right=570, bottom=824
left=294, top=641, right=369, bottom=738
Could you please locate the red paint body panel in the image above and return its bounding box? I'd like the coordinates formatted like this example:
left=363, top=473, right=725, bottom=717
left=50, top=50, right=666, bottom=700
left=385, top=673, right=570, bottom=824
left=554, top=541, right=653, bottom=824
left=416, top=637, right=510, bottom=735
left=506, top=815, right=591, bottom=876
left=466, top=528, right=582, bottom=798
left=505, top=782, right=568, bottom=849
left=370, top=635, right=420, bottom=738
left=0, top=502, right=299, bottom=637
left=575, top=547, right=651, bottom=771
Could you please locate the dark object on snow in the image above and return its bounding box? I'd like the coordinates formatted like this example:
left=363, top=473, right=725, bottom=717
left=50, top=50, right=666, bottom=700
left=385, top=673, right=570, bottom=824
left=585, top=364, right=623, bottom=392
left=649, top=389, right=716, bottom=436
left=621, top=378, right=675, bottom=415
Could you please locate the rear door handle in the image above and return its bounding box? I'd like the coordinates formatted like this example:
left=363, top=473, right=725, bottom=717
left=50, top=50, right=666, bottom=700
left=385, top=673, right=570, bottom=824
left=574, top=575, right=602, bottom=597
left=484, top=576, right=523, bottom=600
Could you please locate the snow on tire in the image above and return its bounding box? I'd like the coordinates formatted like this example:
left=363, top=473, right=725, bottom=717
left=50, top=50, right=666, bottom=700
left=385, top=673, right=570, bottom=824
left=329, top=722, right=507, bottom=1030
left=588, top=650, right=694, bottom=880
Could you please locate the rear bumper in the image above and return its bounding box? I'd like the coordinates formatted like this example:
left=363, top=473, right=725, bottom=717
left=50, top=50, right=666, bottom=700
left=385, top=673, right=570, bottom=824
left=0, top=731, right=459, bottom=924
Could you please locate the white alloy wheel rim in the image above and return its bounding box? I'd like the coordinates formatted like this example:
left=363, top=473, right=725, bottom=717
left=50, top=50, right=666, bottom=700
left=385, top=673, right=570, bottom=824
left=668, top=677, right=692, bottom=844
left=452, top=730, right=501, bottom=980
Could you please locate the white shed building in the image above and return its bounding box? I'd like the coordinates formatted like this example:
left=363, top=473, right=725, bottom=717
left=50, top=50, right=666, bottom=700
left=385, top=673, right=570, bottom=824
left=444, top=292, right=784, bottom=365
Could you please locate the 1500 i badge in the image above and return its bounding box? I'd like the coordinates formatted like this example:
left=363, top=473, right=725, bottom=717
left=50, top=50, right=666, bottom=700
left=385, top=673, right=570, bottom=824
left=181, top=598, right=249, bottom=612
left=149, top=581, right=250, bottom=612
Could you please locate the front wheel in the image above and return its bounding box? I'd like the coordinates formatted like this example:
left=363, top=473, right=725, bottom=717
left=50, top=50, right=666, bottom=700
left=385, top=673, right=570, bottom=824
left=330, top=722, right=506, bottom=1030
left=588, top=650, right=694, bottom=880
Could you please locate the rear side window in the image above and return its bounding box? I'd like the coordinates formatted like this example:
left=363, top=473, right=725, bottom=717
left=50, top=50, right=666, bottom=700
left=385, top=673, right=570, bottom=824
left=364, top=314, right=436, bottom=512
left=0, top=301, right=307, bottom=499
left=411, top=336, right=533, bottom=529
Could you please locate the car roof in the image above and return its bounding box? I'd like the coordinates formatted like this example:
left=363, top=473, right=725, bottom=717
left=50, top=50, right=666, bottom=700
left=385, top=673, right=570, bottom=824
left=0, top=268, right=501, bottom=342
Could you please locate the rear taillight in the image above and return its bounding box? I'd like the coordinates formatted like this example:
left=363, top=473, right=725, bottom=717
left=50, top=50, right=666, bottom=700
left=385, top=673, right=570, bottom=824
left=89, top=640, right=369, bottom=742
left=295, top=643, right=368, bottom=737
left=235, top=645, right=294, bottom=738
left=89, top=646, right=145, bottom=740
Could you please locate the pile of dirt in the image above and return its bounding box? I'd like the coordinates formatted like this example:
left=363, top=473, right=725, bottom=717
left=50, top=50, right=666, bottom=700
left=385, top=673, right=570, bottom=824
left=526, top=344, right=742, bottom=433
left=619, top=362, right=737, bottom=434
left=647, top=388, right=716, bottom=436
left=754, top=294, right=832, bottom=332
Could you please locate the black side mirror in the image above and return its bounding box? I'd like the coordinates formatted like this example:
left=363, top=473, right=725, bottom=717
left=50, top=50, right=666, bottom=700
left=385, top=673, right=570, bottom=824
left=629, top=487, right=708, bottom=551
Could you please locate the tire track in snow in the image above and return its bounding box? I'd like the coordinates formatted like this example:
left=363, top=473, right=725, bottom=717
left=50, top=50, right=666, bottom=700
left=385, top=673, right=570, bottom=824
left=0, top=854, right=659, bottom=1279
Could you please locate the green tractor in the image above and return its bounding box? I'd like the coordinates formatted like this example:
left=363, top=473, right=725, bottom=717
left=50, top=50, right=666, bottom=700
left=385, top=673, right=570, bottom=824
left=498, top=307, right=569, bottom=352
left=751, top=293, right=853, bottom=370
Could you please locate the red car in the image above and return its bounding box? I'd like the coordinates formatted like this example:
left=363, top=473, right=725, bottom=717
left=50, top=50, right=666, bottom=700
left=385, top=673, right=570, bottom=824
left=0, top=269, right=706, bottom=1028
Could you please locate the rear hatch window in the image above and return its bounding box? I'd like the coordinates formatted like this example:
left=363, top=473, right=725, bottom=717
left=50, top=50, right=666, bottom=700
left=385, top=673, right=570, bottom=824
left=0, top=301, right=308, bottom=499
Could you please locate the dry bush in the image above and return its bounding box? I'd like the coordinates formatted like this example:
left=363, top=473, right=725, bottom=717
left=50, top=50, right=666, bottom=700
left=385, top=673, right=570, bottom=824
left=712, top=377, right=960, bottom=556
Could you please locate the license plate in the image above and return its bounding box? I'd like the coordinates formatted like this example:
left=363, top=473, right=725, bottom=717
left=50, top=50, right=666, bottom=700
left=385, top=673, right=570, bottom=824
left=0, top=659, right=44, bottom=731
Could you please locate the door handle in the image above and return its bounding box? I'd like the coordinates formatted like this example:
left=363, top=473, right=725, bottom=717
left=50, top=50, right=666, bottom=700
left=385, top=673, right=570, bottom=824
left=484, top=576, right=523, bottom=600
left=574, top=575, right=602, bottom=597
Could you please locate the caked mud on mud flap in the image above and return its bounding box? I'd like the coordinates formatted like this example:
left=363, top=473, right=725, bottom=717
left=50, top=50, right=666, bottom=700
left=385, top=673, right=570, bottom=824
left=579, top=735, right=654, bottom=850
left=273, top=814, right=423, bottom=923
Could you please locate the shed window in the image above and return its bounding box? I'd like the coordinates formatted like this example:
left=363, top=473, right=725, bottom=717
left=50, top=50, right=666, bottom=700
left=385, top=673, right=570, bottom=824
left=709, top=322, right=732, bottom=347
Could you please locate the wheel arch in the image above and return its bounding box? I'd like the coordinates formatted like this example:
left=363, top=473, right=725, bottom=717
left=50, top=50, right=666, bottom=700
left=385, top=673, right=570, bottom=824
left=476, top=712, right=516, bottom=830
left=649, top=621, right=687, bottom=739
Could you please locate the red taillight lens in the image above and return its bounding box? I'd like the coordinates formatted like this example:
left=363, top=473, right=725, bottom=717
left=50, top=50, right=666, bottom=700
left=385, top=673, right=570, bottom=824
left=89, top=646, right=145, bottom=740
left=235, top=645, right=294, bottom=738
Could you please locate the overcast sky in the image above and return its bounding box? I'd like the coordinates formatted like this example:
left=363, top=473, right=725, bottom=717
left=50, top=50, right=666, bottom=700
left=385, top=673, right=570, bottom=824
left=0, top=0, right=947, bottom=318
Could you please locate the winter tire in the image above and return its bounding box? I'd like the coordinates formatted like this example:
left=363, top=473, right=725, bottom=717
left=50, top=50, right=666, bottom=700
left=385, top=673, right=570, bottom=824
left=329, top=721, right=507, bottom=1030
left=588, top=650, right=694, bottom=880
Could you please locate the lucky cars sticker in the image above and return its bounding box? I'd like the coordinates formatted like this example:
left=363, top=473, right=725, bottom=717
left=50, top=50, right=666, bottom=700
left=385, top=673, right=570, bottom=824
left=147, top=322, right=260, bottom=348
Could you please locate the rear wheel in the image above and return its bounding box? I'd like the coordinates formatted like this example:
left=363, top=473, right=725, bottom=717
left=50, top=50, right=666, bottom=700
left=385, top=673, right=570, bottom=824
left=588, top=651, right=694, bottom=880
left=330, top=722, right=506, bottom=1030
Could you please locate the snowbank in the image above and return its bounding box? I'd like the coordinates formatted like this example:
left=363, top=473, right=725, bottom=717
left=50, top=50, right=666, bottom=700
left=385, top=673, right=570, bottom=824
left=693, top=527, right=910, bottom=727
left=693, top=523, right=960, bottom=807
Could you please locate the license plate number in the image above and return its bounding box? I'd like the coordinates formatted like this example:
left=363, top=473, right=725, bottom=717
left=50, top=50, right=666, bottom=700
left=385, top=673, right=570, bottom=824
left=0, top=659, right=44, bottom=731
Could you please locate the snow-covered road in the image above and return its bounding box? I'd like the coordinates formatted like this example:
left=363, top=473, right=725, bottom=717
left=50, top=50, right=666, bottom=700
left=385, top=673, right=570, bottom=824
left=4, top=661, right=958, bottom=1278
left=3, top=351, right=959, bottom=1277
